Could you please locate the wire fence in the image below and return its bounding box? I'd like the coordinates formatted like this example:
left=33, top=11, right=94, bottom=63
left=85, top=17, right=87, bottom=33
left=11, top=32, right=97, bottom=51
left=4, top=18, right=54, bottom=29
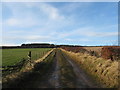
left=2, top=58, right=28, bottom=76
left=2, top=50, right=51, bottom=76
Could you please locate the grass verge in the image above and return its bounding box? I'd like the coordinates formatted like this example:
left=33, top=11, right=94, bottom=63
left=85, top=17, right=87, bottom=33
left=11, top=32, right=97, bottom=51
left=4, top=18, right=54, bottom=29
left=61, top=49, right=119, bottom=88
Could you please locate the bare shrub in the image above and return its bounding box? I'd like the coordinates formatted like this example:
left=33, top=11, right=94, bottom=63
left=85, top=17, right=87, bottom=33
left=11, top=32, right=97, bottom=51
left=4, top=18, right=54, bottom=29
left=101, top=46, right=120, bottom=61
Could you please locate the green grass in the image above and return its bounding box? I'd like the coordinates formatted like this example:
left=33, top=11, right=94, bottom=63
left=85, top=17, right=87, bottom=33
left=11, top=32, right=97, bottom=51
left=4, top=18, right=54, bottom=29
left=2, top=49, right=56, bottom=88
left=2, top=48, right=52, bottom=66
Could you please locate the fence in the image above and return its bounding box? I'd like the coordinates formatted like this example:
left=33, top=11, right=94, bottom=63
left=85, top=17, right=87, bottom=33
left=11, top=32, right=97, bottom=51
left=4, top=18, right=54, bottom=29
left=2, top=58, right=28, bottom=76
left=2, top=50, right=51, bottom=76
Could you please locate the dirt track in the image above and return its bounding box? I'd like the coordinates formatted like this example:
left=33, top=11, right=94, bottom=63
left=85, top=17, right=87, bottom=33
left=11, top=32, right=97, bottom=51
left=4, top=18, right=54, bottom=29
left=3, top=49, right=100, bottom=88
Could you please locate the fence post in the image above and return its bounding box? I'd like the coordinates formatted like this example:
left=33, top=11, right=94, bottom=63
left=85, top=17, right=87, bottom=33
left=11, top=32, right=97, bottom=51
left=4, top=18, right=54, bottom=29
left=28, top=51, right=32, bottom=66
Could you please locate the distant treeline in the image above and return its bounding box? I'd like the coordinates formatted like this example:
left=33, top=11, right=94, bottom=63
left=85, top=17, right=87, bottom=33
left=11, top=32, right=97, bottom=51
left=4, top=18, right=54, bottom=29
left=1, top=43, right=54, bottom=49
left=1, top=43, right=116, bottom=49
left=1, top=43, right=83, bottom=49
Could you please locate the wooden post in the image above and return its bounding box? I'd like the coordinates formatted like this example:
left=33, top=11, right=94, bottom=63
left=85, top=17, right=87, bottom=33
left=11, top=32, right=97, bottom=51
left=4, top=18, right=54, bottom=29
left=28, top=51, right=32, bottom=66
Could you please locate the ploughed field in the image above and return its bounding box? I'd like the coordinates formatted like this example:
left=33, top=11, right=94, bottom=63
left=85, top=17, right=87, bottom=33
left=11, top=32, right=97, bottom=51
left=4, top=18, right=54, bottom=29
left=2, top=48, right=52, bottom=66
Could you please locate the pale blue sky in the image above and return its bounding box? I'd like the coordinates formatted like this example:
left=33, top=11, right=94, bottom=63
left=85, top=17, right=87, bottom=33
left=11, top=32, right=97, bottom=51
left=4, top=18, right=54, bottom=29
left=2, top=2, right=118, bottom=46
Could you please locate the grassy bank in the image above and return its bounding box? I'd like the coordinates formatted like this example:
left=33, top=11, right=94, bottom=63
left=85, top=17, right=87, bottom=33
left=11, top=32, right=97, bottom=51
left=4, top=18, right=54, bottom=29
left=2, top=49, right=55, bottom=88
left=61, top=49, right=119, bottom=88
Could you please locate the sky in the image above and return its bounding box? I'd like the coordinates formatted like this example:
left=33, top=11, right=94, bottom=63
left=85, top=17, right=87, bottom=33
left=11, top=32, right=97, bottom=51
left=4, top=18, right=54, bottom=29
left=1, top=2, right=118, bottom=46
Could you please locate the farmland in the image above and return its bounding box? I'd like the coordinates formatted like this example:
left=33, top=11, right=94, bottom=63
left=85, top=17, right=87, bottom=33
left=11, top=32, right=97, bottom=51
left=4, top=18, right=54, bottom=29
left=2, top=48, right=52, bottom=66
left=2, top=46, right=120, bottom=88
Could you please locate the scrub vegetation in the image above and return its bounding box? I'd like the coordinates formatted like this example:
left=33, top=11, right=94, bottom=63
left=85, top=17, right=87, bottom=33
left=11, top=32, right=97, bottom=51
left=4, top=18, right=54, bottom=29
left=61, top=49, right=119, bottom=88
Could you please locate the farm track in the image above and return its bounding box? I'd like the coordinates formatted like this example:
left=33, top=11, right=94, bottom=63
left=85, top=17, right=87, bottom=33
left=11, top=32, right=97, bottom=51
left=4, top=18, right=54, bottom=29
left=60, top=50, right=100, bottom=88
left=3, top=49, right=100, bottom=88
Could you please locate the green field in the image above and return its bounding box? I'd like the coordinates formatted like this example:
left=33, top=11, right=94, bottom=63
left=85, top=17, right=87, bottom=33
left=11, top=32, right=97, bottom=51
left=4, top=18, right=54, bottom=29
left=2, top=48, right=52, bottom=66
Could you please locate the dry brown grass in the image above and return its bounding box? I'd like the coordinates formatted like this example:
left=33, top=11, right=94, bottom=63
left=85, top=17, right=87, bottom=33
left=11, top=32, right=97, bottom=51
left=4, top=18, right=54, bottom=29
left=61, top=49, right=119, bottom=88
left=83, top=46, right=103, bottom=56
left=83, top=47, right=102, bottom=52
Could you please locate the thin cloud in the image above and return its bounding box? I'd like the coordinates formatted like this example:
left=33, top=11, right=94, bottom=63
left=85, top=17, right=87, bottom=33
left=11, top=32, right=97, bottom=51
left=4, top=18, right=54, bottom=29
left=2, top=2, right=118, bottom=46
left=25, top=35, right=53, bottom=41
left=39, top=3, right=65, bottom=20
left=65, top=38, right=91, bottom=42
left=23, top=3, right=65, bottom=20
left=3, top=35, right=53, bottom=41
left=57, top=27, right=118, bottom=38
left=83, top=31, right=118, bottom=37
left=24, top=41, right=55, bottom=44
left=0, top=43, right=20, bottom=46
left=3, top=3, right=65, bottom=28
left=5, top=18, right=38, bottom=27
